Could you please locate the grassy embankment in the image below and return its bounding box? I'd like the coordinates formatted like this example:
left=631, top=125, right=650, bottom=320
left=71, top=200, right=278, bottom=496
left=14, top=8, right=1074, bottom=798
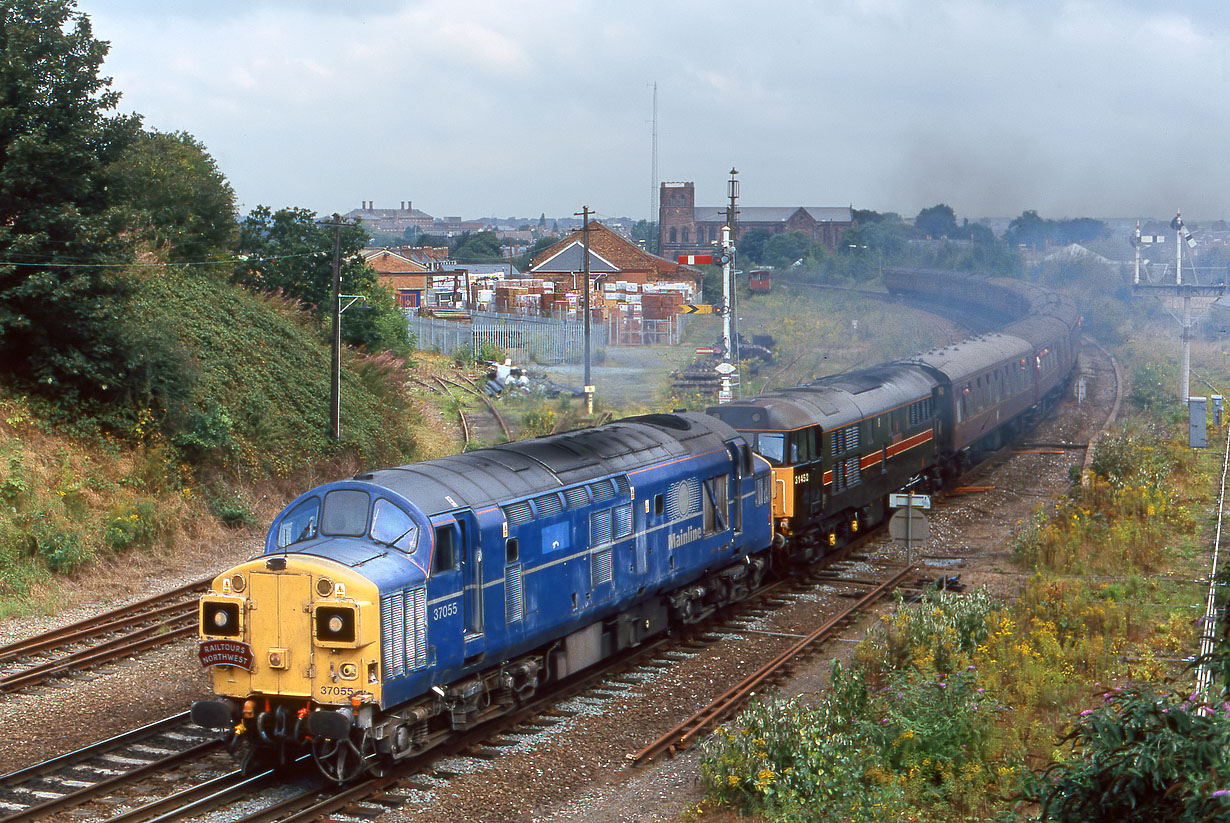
left=692, top=320, right=1230, bottom=821
left=0, top=266, right=431, bottom=617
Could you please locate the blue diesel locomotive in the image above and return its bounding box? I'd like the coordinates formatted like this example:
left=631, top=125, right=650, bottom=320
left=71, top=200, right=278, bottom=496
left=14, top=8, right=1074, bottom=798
left=192, top=412, right=773, bottom=780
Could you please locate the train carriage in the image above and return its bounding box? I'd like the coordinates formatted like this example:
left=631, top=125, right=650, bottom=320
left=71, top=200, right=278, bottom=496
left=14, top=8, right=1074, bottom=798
left=706, top=363, right=941, bottom=557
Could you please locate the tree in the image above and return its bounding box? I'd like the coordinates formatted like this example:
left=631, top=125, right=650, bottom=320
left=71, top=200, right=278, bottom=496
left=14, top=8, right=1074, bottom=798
left=513, top=235, right=558, bottom=272
left=760, top=231, right=815, bottom=269
left=107, top=129, right=236, bottom=268
left=232, top=207, right=410, bottom=352
left=631, top=219, right=657, bottom=253
left=0, top=0, right=144, bottom=406
left=1004, top=210, right=1050, bottom=250
left=915, top=204, right=958, bottom=239
left=737, top=229, right=771, bottom=263
left=450, top=231, right=503, bottom=262
left=234, top=208, right=366, bottom=311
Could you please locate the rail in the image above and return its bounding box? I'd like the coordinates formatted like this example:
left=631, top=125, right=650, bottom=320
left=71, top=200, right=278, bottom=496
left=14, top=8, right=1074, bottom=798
left=627, top=564, right=916, bottom=765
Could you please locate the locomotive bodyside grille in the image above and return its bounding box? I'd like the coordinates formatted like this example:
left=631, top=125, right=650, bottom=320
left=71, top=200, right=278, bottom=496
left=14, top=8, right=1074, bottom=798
left=381, top=591, right=405, bottom=678
left=505, top=564, right=524, bottom=623
left=407, top=586, right=427, bottom=669
left=381, top=586, right=427, bottom=677
left=614, top=502, right=633, bottom=538
left=591, top=547, right=613, bottom=586
left=590, top=509, right=612, bottom=545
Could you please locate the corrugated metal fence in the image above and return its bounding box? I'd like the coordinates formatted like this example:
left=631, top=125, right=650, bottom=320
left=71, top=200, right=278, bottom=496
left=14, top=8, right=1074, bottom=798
left=406, top=310, right=607, bottom=364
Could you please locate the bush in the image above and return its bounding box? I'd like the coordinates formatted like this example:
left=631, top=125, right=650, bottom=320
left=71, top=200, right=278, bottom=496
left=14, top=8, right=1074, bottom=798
left=1037, top=685, right=1230, bottom=822
left=103, top=500, right=162, bottom=552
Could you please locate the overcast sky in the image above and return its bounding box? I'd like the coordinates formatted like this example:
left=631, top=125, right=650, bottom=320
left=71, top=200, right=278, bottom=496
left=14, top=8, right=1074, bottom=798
left=81, top=0, right=1230, bottom=224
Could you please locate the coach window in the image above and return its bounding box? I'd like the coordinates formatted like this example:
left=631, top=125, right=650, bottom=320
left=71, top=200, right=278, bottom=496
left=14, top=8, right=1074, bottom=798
left=757, top=432, right=785, bottom=465
left=322, top=489, right=370, bottom=537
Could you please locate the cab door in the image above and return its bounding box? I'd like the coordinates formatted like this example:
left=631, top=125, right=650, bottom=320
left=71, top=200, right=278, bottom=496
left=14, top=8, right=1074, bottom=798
left=247, top=570, right=312, bottom=697
left=435, top=506, right=487, bottom=659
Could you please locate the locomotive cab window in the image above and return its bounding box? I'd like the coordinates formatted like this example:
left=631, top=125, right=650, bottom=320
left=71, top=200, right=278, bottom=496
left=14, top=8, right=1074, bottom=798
left=433, top=524, right=457, bottom=573
left=370, top=499, right=418, bottom=553
left=322, top=489, right=370, bottom=537
left=757, top=432, right=785, bottom=465
left=277, top=497, right=320, bottom=548
left=702, top=474, right=729, bottom=535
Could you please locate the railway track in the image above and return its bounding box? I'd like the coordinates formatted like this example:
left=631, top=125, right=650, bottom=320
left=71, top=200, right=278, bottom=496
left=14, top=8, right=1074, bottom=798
left=0, top=712, right=226, bottom=822
left=0, top=577, right=212, bottom=696
left=38, top=544, right=909, bottom=823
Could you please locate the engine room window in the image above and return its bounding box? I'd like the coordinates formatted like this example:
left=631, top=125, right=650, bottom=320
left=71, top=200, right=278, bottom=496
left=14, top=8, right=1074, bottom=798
left=322, top=489, right=370, bottom=537
left=757, top=432, right=785, bottom=465
left=506, top=537, right=519, bottom=563
left=370, top=499, right=418, bottom=552
left=277, top=498, right=320, bottom=548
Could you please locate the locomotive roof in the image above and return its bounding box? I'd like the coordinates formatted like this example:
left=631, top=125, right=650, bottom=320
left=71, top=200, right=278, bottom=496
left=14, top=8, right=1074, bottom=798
left=902, top=332, right=1033, bottom=380
left=707, top=363, right=937, bottom=432
left=354, top=412, right=737, bottom=516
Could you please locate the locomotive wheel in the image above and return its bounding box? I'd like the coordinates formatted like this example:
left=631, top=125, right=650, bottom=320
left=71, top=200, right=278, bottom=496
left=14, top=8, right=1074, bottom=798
left=311, top=729, right=376, bottom=783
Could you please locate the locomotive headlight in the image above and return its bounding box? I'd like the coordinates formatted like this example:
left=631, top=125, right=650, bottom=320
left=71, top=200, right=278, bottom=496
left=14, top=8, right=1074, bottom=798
left=201, top=600, right=241, bottom=637
left=314, top=605, right=357, bottom=644
left=229, top=574, right=246, bottom=593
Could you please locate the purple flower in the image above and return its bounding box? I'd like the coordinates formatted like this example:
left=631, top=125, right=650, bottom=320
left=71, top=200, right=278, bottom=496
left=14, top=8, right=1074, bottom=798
left=976, top=688, right=985, bottom=693
left=1213, top=789, right=1230, bottom=798
left=1080, top=710, right=1093, bottom=716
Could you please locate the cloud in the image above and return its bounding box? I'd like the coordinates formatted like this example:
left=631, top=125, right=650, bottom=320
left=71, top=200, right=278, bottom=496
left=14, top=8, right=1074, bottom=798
left=81, top=0, right=1230, bottom=221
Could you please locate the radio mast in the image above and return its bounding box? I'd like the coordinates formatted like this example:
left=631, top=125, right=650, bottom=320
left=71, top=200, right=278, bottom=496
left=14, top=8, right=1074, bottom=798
left=649, top=82, right=659, bottom=228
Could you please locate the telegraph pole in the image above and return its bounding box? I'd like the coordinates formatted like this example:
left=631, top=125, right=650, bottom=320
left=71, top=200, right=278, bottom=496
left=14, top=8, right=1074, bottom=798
left=328, top=214, right=343, bottom=440
left=726, top=168, right=740, bottom=396
left=576, top=206, right=595, bottom=415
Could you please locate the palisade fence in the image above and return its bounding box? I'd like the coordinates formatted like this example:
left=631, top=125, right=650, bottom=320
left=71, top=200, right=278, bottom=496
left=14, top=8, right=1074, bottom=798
left=405, top=310, right=608, bottom=364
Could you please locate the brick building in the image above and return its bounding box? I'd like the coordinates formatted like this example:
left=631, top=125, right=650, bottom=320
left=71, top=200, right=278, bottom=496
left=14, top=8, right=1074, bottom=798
left=658, top=181, right=854, bottom=261
left=345, top=201, right=435, bottom=235
left=529, top=221, right=703, bottom=292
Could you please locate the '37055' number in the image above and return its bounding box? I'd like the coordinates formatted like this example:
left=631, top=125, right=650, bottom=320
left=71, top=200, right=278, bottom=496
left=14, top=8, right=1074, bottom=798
left=432, top=601, right=458, bottom=621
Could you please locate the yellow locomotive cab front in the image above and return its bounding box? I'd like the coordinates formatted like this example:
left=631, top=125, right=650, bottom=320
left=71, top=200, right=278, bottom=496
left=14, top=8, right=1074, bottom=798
left=198, top=555, right=381, bottom=708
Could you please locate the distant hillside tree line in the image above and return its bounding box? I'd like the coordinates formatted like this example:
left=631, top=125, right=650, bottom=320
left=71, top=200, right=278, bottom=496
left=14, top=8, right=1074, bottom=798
left=735, top=204, right=1108, bottom=283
